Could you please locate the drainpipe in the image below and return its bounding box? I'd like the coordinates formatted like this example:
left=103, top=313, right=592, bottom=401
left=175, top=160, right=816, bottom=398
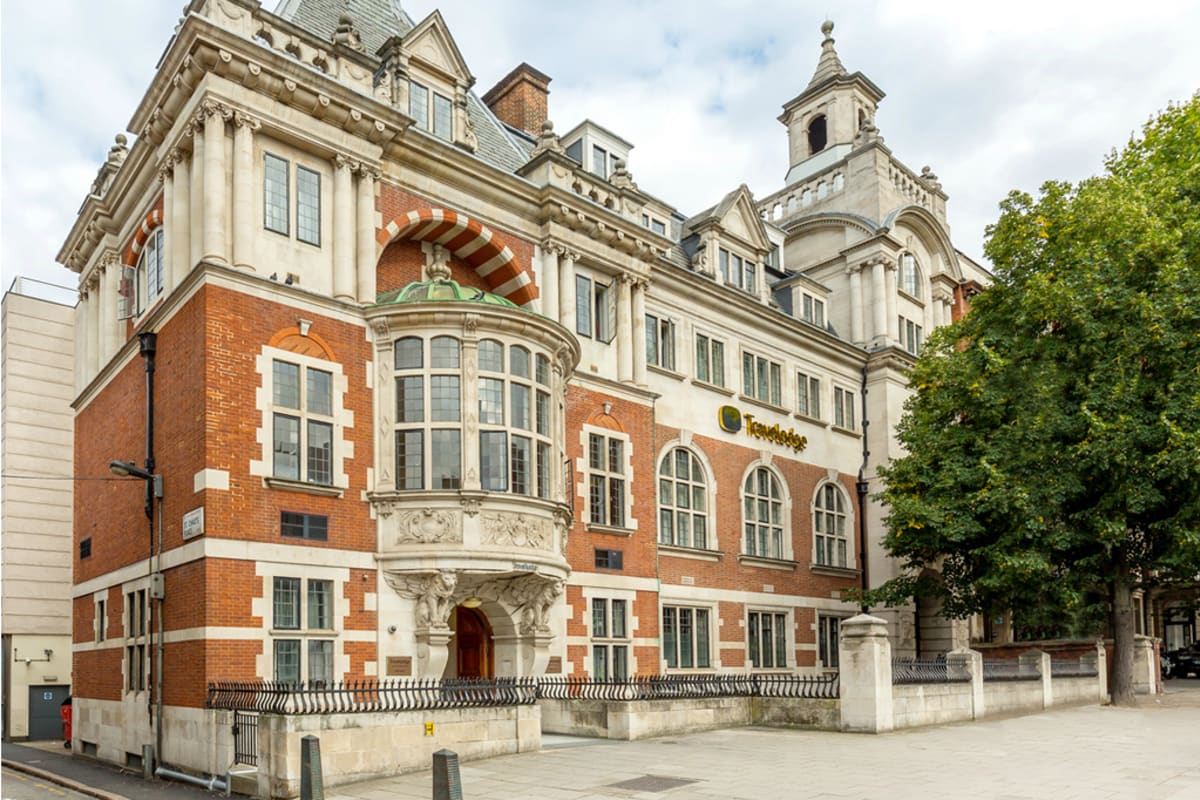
left=138, top=332, right=164, bottom=766
left=855, top=364, right=870, bottom=614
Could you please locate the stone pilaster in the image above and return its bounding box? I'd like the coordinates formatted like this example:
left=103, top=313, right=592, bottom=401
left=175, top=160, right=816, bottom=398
left=231, top=112, right=259, bottom=271
left=200, top=100, right=230, bottom=264
left=631, top=277, right=647, bottom=386
left=332, top=155, right=356, bottom=300
left=848, top=262, right=865, bottom=345
left=616, top=273, right=633, bottom=383
left=356, top=165, right=379, bottom=304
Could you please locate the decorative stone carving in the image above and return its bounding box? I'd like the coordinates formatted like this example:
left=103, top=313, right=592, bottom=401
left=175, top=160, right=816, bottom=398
left=530, top=120, right=564, bottom=157
left=481, top=513, right=551, bottom=550
left=386, top=570, right=458, bottom=629
left=331, top=13, right=365, bottom=52
left=395, top=507, right=461, bottom=544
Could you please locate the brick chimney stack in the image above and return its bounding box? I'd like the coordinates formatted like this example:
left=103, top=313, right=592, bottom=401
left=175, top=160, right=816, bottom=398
left=481, top=63, right=551, bottom=137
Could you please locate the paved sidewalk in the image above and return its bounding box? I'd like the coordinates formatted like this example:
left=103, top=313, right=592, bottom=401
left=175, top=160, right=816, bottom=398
left=1, top=742, right=221, bottom=799
left=328, top=688, right=1200, bottom=800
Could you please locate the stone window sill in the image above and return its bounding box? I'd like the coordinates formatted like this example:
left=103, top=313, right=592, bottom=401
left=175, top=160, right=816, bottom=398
left=585, top=523, right=635, bottom=537
left=736, top=554, right=798, bottom=571
left=658, top=544, right=723, bottom=562
left=691, top=379, right=734, bottom=397
left=793, top=412, right=828, bottom=427
left=810, top=564, right=861, bottom=579
left=830, top=425, right=862, bottom=439
left=647, top=364, right=686, bottom=381
left=738, top=395, right=789, bottom=416
left=265, top=477, right=345, bottom=498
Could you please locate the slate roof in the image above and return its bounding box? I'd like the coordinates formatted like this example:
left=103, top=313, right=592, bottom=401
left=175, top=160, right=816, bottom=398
left=272, top=0, right=529, bottom=174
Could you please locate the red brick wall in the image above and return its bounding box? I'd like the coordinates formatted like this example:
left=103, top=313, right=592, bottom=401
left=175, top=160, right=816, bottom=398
left=377, top=239, right=493, bottom=297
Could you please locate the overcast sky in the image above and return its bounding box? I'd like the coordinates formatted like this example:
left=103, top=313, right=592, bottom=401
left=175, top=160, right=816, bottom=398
left=3, top=0, right=1198, bottom=295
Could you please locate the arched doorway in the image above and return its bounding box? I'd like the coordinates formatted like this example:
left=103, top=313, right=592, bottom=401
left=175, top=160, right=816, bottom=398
left=453, top=605, right=494, bottom=679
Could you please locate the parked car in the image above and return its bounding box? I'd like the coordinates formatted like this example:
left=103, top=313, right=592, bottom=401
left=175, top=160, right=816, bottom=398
left=1163, top=643, right=1200, bottom=679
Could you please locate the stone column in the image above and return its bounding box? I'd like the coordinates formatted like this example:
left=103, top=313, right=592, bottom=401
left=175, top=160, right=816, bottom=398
left=159, top=157, right=175, bottom=296
left=460, top=318, right=481, bottom=491
left=538, top=242, right=559, bottom=322
left=1020, top=649, right=1051, bottom=708
left=356, top=166, right=378, bottom=304
left=1095, top=641, right=1109, bottom=702
left=87, top=273, right=102, bottom=378
left=551, top=349, right=570, bottom=505
left=943, top=297, right=955, bottom=327
left=231, top=112, right=259, bottom=271
left=870, top=259, right=887, bottom=347
left=75, top=290, right=89, bottom=392
left=1133, top=635, right=1158, bottom=695
left=631, top=278, right=647, bottom=386
left=838, top=613, right=894, bottom=733
left=848, top=263, right=864, bottom=345
left=884, top=258, right=898, bottom=345
left=201, top=101, right=228, bottom=264
left=332, top=155, right=355, bottom=301
left=616, top=273, right=633, bottom=383
left=100, top=258, right=121, bottom=361
left=372, top=320, right=395, bottom=492
left=558, top=249, right=576, bottom=334
left=188, top=127, right=204, bottom=270
left=170, top=151, right=190, bottom=289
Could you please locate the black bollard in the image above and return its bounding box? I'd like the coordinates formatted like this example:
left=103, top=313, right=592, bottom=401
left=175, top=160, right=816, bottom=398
left=432, top=749, right=463, bottom=800
left=300, top=735, right=324, bottom=800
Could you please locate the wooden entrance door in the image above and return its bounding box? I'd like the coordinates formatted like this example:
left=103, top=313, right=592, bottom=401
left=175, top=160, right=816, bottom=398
left=455, top=606, right=493, bottom=679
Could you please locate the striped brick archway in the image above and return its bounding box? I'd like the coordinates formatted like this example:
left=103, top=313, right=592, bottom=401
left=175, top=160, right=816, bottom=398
left=377, top=209, right=536, bottom=306
left=123, top=206, right=163, bottom=266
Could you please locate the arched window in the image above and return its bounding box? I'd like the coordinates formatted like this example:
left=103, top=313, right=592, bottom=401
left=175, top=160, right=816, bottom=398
left=900, top=253, right=922, bottom=298
left=743, top=467, right=784, bottom=559
left=658, top=448, right=708, bottom=549
left=807, top=115, right=827, bottom=154
left=814, top=482, right=849, bottom=567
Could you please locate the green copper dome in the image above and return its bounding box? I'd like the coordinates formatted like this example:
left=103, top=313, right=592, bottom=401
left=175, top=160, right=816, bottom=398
left=374, top=279, right=521, bottom=309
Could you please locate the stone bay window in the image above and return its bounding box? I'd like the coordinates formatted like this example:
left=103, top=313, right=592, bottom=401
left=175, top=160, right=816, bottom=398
left=367, top=263, right=579, bottom=680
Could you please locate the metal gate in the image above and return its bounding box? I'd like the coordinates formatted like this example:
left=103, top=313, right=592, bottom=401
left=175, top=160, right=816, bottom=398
left=232, top=711, right=258, bottom=766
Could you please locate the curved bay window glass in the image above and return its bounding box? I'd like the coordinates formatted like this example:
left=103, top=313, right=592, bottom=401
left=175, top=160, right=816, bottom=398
left=395, top=336, right=462, bottom=489
left=658, top=448, right=708, bottom=549
left=743, top=467, right=784, bottom=559
left=814, top=482, right=849, bottom=567
left=900, top=253, right=922, bottom=298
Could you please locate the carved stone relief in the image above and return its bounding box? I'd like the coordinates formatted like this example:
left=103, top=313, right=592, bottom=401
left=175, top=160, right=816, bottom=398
left=395, top=507, right=461, bottom=545
left=481, top=512, right=551, bottom=550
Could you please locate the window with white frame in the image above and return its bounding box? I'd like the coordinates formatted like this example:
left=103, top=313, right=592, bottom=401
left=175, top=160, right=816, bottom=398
left=814, top=482, right=849, bottom=568
left=797, top=372, right=821, bottom=419
left=743, top=467, right=785, bottom=560
left=718, top=248, right=757, bottom=294
left=899, top=253, right=922, bottom=298
left=96, top=598, right=106, bottom=642
left=748, top=610, right=788, bottom=668
left=575, top=274, right=616, bottom=343
left=662, top=606, right=710, bottom=669
left=818, top=615, right=841, bottom=669
left=264, top=153, right=321, bottom=246
left=800, top=292, right=825, bottom=328
left=395, top=335, right=462, bottom=490
left=272, top=576, right=335, bottom=686
left=833, top=386, right=856, bottom=431
left=658, top=447, right=708, bottom=549
left=124, top=589, right=148, bottom=693
left=587, top=431, right=626, bottom=527
left=645, top=314, right=675, bottom=371
left=591, top=598, right=629, bottom=679
left=272, top=359, right=334, bottom=485
left=742, top=351, right=782, bottom=406
left=409, top=81, right=453, bottom=141
left=899, top=316, right=924, bottom=355
left=590, top=144, right=620, bottom=179
left=135, top=228, right=163, bottom=315
left=695, top=333, right=726, bottom=387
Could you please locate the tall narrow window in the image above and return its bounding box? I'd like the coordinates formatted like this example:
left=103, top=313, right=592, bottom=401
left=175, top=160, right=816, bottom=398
left=395, top=336, right=462, bottom=490
left=272, top=576, right=336, bottom=685
left=432, top=93, right=453, bottom=141
left=136, top=228, right=164, bottom=314
left=662, top=606, right=710, bottom=669
left=814, top=483, right=849, bottom=568
left=695, top=334, right=725, bottom=387
left=818, top=615, right=841, bottom=669
left=409, top=81, right=430, bottom=131
left=834, top=386, right=857, bottom=430
left=797, top=372, right=821, bottom=419
left=658, top=447, right=708, bottom=549
left=272, top=359, right=334, bottom=485
left=900, top=253, right=922, bottom=298
left=296, top=166, right=321, bottom=246
left=591, top=598, right=630, bottom=679
left=646, top=315, right=675, bottom=371
left=743, top=467, right=784, bottom=560
left=748, top=610, right=788, bottom=668
left=575, top=275, right=593, bottom=338
left=264, top=154, right=290, bottom=235
left=587, top=432, right=626, bottom=527
left=742, top=352, right=782, bottom=406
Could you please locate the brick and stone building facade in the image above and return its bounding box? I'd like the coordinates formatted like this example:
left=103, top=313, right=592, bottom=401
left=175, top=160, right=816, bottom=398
left=58, top=0, right=988, bottom=772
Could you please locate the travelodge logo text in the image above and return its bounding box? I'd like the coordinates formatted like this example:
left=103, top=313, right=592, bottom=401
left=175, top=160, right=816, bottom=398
left=718, top=406, right=808, bottom=453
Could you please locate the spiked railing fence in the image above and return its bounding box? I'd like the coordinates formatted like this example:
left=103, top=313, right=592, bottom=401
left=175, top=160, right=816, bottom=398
left=981, top=659, right=1040, bottom=682
left=891, top=656, right=973, bottom=685
left=207, top=673, right=840, bottom=714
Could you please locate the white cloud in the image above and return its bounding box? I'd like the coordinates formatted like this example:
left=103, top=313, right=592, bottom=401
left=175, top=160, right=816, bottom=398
left=3, top=0, right=1198, bottom=291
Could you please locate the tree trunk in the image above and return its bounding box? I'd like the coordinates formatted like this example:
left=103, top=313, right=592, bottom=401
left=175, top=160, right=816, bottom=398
left=1109, top=564, right=1137, bottom=706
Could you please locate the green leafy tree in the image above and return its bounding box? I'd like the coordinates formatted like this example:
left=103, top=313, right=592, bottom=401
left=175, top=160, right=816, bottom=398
left=864, top=96, right=1200, bottom=705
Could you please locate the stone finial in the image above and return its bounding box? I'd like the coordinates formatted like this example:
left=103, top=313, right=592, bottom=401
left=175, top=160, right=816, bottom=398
left=807, top=19, right=847, bottom=88
left=107, top=135, right=129, bottom=167
left=919, top=165, right=942, bottom=191
left=427, top=244, right=452, bottom=281
left=854, top=114, right=882, bottom=147
left=530, top=119, right=565, bottom=157
left=331, top=12, right=365, bottom=52
left=609, top=158, right=636, bottom=190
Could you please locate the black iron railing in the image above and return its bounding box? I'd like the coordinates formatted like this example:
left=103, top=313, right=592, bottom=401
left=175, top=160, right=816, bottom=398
left=1050, top=658, right=1099, bottom=678
left=981, top=659, right=1040, bottom=682
left=891, top=657, right=972, bottom=685
left=207, top=673, right=840, bottom=714
left=232, top=710, right=258, bottom=766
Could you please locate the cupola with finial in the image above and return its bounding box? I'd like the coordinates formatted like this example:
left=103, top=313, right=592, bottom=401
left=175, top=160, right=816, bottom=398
left=778, top=21, right=886, bottom=185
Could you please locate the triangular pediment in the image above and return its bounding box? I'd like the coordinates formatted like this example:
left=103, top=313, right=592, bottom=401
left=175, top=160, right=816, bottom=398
left=714, top=185, right=771, bottom=252
left=402, top=11, right=473, bottom=85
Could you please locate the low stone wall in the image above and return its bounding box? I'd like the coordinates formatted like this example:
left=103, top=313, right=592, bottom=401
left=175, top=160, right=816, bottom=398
left=982, top=679, right=1044, bottom=715
left=540, top=695, right=839, bottom=740
left=257, top=706, right=540, bottom=799
left=892, top=682, right=974, bottom=729
left=1051, top=675, right=1104, bottom=706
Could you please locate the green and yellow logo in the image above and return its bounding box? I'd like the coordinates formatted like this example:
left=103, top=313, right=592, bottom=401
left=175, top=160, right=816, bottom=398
left=718, top=405, right=742, bottom=433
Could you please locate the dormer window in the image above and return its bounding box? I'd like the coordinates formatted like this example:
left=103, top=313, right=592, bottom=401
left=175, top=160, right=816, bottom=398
left=801, top=293, right=825, bottom=327
left=718, top=248, right=757, bottom=294
left=409, top=81, right=453, bottom=141
left=807, top=115, right=827, bottom=155
left=591, top=145, right=621, bottom=179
